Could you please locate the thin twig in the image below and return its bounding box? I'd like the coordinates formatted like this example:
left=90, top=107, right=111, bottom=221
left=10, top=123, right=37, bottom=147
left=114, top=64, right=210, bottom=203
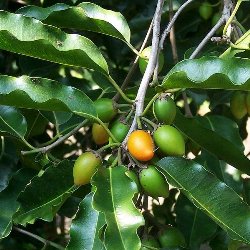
left=113, top=21, right=154, bottom=102
left=14, top=227, right=64, bottom=250
left=122, top=0, right=164, bottom=147
left=21, top=120, right=88, bottom=155
left=190, top=0, right=234, bottom=59
left=159, top=0, right=194, bottom=50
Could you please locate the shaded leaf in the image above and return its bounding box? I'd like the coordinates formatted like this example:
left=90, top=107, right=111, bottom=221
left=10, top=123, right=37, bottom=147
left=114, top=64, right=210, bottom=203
left=17, top=2, right=131, bottom=43
left=92, top=166, right=144, bottom=250
left=14, top=161, right=75, bottom=225
left=0, top=10, right=108, bottom=74
left=0, top=106, right=27, bottom=138
left=161, top=57, right=250, bottom=91
left=157, top=157, right=250, bottom=244
left=173, top=110, right=250, bottom=174
left=0, top=75, right=96, bottom=119
left=67, top=192, right=105, bottom=250
left=0, top=168, right=36, bottom=239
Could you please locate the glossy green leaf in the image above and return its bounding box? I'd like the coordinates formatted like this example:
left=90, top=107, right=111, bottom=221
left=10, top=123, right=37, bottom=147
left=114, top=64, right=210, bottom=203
left=175, top=194, right=217, bottom=249
left=0, top=106, right=27, bottom=138
left=14, top=161, right=76, bottom=225
left=92, top=166, right=144, bottom=250
left=157, top=157, right=250, bottom=245
left=17, top=2, right=131, bottom=43
left=67, top=192, right=105, bottom=250
left=161, top=57, right=250, bottom=91
left=0, top=168, right=36, bottom=239
left=173, top=110, right=250, bottom=174
left=0, top=10, right=108, bottom=74
left=0, top=75, right=96, bottom=119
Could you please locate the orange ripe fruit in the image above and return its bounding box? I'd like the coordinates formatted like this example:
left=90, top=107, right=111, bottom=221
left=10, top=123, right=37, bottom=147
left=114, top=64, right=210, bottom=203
left=127, top=130, right=154, bottom=161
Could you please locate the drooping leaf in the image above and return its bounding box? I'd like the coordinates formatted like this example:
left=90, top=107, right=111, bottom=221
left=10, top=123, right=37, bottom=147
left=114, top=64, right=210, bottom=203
left=173, top=110, right=250, bottom=174
left=0, top=106, right=27, bottom=139
left=67, top=192, right=105, bottom=250
left=14, top=161, right=76, bottom=225
left=0, top=10, right=108, bottom=74
left=175, top=193, right=217, bottom=249
left=157, top=157, right=250, bottom=245
left=0, top=75, right=96, bottom=119
left=92, top=166, right=144, bottom=250
left=161, top=57, right=250, bottom=91
left=17, top=2, right=131, bottom=43
left=0, top=168, right=36, bottom=239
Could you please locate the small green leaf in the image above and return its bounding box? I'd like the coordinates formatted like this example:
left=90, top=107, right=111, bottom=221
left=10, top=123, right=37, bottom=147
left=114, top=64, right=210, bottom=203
left=173, top=110, right=250, bottom=174
left=157, top=157, right=250, bottom=245
left=17, top=2, right=131, bottom=43
left=0, top=75, right=96, bottom=119
left=0, top=106, right=27, bottom=138
left=161, top=57, right=250, bottom=91
left=67, top=192, right=105, bottom=250
left=0, top=168, right=36, bottom=239
left=0, top=10, right=108, bottom=74
left=92, top=166, right=144, bottom=250
left=14, top=161, right=75, bottom=225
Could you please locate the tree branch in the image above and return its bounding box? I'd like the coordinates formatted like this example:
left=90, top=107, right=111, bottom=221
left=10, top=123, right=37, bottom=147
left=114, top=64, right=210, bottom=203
left=159, top=0, right=194, bottom=50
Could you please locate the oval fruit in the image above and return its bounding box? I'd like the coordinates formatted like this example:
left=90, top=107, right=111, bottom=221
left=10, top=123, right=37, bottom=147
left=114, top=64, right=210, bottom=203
left=230, top=91, right=247, bottom=120
left=73, top=151, right=102, bottom=185
left=127, top=130, right=154, bottom=161
left=153, top=125, right=185, bottom=156
left=153, top=95, right=176, bottom=124
left=139, top=165, right=169, bottom=198
left=94, top=98, right=117, bottom=122
left=92, top=123, right=109, bottom=145
left=110, top=120, right=129, bottom=142
left=158, top=227, right=186, bottom=248
left=199, top=2, right=213, bottom=20
left=139, top=46, right=164, bottom=74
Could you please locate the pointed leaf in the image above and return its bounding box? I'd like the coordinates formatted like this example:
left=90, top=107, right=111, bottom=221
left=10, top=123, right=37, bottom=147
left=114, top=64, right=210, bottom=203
left=14, top=161, right=75, bottom=225
left=0, top=106, right=27, bottom=138
left=67, top=192, right=105, bottom=250
left=157, top=157, right=250, bottom=245
left=161, top=57, right=250, bottom=91
left=0, top=168, right=36, bottom=239
left=0, top=10, right=108, bottom=74
left=0, top=75, right=96, bottom=119
left=17, top=2, right=131, bottom=43
left=92, top=166, right=144, bottom=250
left=173, top=110, right=250, bottom=174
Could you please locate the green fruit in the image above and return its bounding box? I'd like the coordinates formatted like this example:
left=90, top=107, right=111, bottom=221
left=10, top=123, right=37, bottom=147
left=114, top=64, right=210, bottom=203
left=199, top=2, right=213, bottom=20
left=153, top=95, right=176, bottom=124
left=126, top=170, right=140, bottom=191
left=94, top=98, right=117, bottom=122
left=92, top=123, right=109, bottom=145
left=141, top=236, right=160, bottom=250
left=139, top=165, right=169, bottom=198
left=230, top=91, right=247, bottom=120
left=73, top=151, right=102, bottom=185
left=158, top=227, right=186, bottom=248
left=139, top=46, right=164, bottom=74
left=154, top=125, right=185, bottom=156
left=110, top=120, right=129, bottom=142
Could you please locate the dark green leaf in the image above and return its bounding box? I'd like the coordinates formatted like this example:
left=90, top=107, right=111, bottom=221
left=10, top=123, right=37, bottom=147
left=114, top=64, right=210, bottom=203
left=0, top=168, right=36, bottom=239
left=157, top=157, right=250, bottom=245
left=173, top=110, right=250, bottom=174
left=92, top=166, right=144, bottom=250
left=17, top=2, right=131, bottom=43
left=0, top=75, right=96, bottom=119
left=161, top=57, right=250, bottom=91
left=14, top=161, right=75, bottom=225
left=0, top=106, right=27, bottom=138
left=67, top=192, right=105, bottom=250
left=0, top=10, right=108, bottom=74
